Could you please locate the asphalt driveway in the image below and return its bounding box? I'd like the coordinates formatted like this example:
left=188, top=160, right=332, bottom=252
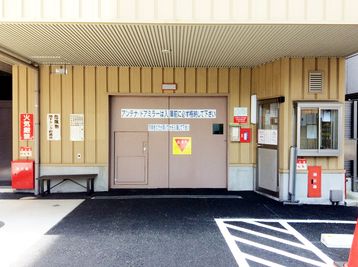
left=3, top=192, right=358, bottom=267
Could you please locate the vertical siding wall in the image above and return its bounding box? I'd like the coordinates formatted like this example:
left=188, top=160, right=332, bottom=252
left=39, top=65, right=254, bottom=166
left=12, top=65, right=38, bottom=160
left=252, top=57, right=345, bottom=172
left=14, top=58, right=345, bottom=171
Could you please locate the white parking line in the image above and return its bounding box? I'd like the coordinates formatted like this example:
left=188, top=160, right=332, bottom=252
left=224, top=223, right=307, bottom=249
left=280, top=221, right=335, bottom=265
left=215, top=219, right=356, bottom=267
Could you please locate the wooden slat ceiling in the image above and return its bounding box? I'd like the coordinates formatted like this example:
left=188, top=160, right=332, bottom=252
left=0, top=23, right=358, bottom=67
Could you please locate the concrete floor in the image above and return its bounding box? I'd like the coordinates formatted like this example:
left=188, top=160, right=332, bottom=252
left=0, top=192, right=357, bottom=267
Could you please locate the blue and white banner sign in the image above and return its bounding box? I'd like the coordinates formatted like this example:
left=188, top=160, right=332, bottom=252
left=121, top=109, right=216, bottom=119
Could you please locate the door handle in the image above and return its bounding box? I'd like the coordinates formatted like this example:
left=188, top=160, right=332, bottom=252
left=143, top=142, right=147, bottom=153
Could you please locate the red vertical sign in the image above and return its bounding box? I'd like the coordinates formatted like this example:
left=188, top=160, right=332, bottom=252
left=20, top=113, right=34, bottom=141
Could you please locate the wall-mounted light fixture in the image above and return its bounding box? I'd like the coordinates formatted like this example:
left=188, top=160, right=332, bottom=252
left=251, top=94, right=257, bottom=124
left=51, top=65, right=68, bottom=75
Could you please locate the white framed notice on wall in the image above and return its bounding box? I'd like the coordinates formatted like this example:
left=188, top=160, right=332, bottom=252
left=47, top=114, right=61, bottom=141
left=70, top=114, right=84, bottom=141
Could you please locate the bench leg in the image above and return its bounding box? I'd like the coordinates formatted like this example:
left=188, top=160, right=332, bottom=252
left=47, top=180, right=51, bottom=194
left=91, top=178, right=94, bottom=194
left=40, top=180, right=44, bottom=196
left=86, top=179, right=90, bottom=195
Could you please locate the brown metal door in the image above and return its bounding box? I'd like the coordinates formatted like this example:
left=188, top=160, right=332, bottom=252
left=114, top=131, right=148, bottom=185
left=110, top=96, right=169, bottom=188
left=168, top=97, right=227, bottom=188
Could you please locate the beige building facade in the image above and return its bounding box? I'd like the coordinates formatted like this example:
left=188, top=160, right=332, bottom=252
left=0, top=0, right=355, bottom=204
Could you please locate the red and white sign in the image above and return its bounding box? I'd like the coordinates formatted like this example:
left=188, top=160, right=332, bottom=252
left=234, top=116, right=248, bottom=124
left=296, top=158, right=307, bottom=170
left=234, top=107, right=248, bottom=124
left=20, top=146, right=32, bottom=158
left=20, top=113, right=34, bottom=141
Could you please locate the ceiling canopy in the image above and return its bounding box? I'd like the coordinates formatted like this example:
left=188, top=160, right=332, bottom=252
left=0, top=23, right=358, bottom=67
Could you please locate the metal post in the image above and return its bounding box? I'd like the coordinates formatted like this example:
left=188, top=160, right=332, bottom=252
left=288, top=146, right=298, bottom=202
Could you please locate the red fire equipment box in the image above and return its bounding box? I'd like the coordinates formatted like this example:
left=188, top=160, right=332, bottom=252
left=307, top=166, right=321, bottom=198
left=240, top=128, right=251, bottom=143
left=11, top=160, right=34, bottom=190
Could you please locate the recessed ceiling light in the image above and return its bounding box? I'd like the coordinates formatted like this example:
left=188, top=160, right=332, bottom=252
left=161, top=49, right=171, bottom=53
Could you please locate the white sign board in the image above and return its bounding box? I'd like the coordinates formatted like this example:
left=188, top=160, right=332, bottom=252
left=258, top=129, right=278, bottom=145
left=148, top=124, right=190, bottom=132
left=20, top=146, right=32, bottom=158
left=296, top=159, right=308, bottom=170
left=47, top=114, right=61, bottom=141
left=70, top=114, right=84, bottom=141
left=234, top=107, right=247, bottom=117
left=121, top=109, right=216, bottom=119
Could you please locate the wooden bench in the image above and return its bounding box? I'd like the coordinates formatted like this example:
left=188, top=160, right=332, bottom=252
left=38, top=174, right=97, bottom=196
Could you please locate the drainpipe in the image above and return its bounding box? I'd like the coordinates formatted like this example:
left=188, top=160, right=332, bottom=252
left=34, top=69, right=40, bottom=195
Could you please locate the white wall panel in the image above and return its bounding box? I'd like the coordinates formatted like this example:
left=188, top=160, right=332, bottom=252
left=326, top=0, right=343, bottom=21
left=232, top=0, right=249, bottom=20
left=43, top=0, right=61, bottom=19
left=80, top=0, right=99, bottom=20
left=23, top=0, right=41, bottom=19
left=288, top=0, right=305, bottom=21
left=344, top=0, right=358, bottom=22
left=138, top=0, right=155, bottom=21
left=175, top=0, right=192, bottom=20
left=100, top=0, right=117, bottom=19
left=157, top=0, right=174, bottom=20
left=194, top=0, right=211, bottom=21
left=61, top=0, right=80, bottom=19
left=251, top=0, right=268, bottom=20
left=307, top=0, right=324, bottom=21
left=213, top=0, right=230, bottom=20
left=0, top=0, right=357, bottom=24
left=118, top=0, right=136, bottom=20
left=3, top=0, right=21, bottom=18
left=270, top=0, right=287, bottom=21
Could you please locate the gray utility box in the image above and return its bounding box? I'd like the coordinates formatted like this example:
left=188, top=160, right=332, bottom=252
left=330, top=190, right=343, bottom=203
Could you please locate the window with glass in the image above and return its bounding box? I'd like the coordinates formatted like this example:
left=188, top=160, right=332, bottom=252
left=296, top=102, right=342, bottom=156
left=258, top=102, right=279, bottom=146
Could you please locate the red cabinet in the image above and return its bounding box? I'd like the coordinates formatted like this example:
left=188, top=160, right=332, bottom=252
left=307, top=166, right=321, bottom=198
left=11, top=160, right=34, bottom=190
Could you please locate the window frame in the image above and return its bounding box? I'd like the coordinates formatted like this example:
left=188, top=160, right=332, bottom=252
left=296, top=102, right=343, bottom=157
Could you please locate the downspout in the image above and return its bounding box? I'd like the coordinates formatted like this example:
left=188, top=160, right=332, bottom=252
left=34, top=68, right=40, bottom=195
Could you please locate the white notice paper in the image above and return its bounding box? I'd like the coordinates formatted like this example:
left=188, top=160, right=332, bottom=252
left=47, top=114, right=61, bottom=141
left=234, top=107, right=247, bottom=117
left=231, top=126, right=240, bottom=142
left=307, top=125, right=317, bottom=139
left=322, top=110, right=331, bottom=122
left=258, top=129, right=265, bottom=144
left=70, top=114, right=84, bottom=141
left=258, top=129, right=277, bottom=145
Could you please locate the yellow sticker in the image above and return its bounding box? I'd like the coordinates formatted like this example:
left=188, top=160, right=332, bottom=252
left=173, top=137, right=192, bottom=155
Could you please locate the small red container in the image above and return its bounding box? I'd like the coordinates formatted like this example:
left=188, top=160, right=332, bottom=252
left=11, top=160, right=34, bottom=189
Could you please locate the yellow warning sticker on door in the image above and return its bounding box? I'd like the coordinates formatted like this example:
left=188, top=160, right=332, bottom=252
left=173, top=137, right=192, bottom=155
